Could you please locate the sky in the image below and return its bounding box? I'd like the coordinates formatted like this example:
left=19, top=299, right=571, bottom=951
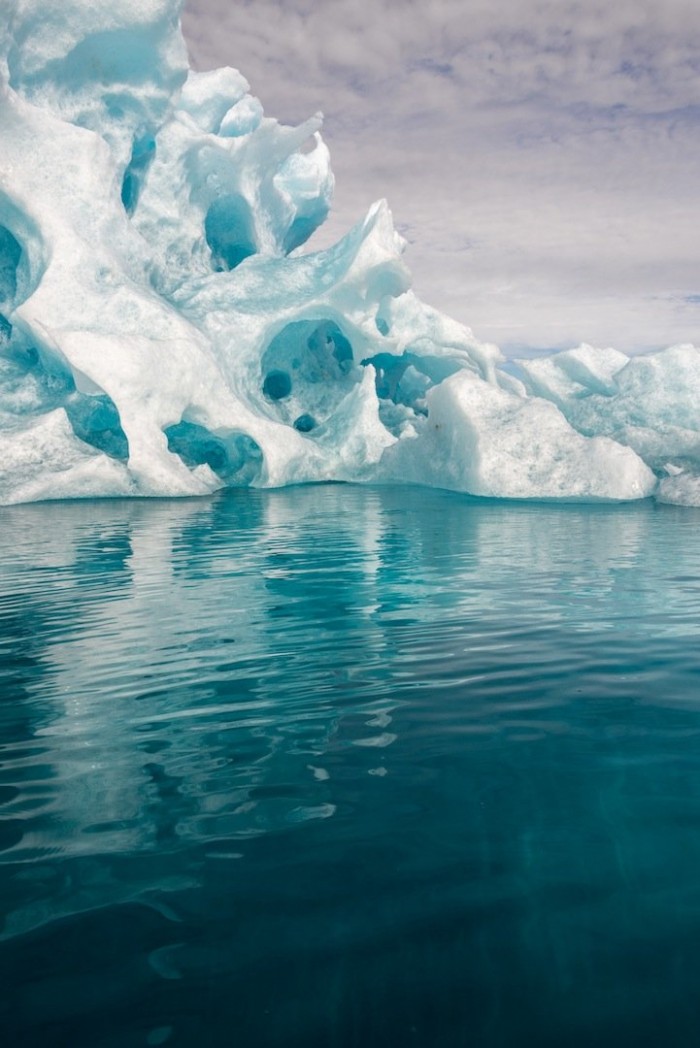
left=181, top=0, right=700, bottom=355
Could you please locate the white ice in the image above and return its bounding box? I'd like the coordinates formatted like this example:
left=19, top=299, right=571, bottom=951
left=0, top=0, right=696, bottom=506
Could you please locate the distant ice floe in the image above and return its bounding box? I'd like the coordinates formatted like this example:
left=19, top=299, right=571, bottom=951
left=0, top=0, right=697, bottom=505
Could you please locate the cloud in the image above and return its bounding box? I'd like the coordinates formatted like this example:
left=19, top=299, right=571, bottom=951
left=182, top=0, right=700, bottom=352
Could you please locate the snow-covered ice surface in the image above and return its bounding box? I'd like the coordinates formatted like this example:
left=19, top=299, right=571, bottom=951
left=0, top=0, right=696, bottom=506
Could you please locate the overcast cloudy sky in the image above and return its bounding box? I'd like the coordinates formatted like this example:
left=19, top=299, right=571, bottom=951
left=182, top=0, right=700, bottom=354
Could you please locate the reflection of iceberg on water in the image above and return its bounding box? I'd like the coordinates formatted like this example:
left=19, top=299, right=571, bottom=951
left=0, top=484, right=687, bottom=890
left=0, top=0, right=698, bottom=506
left=0, top=489, right=410, bottom=882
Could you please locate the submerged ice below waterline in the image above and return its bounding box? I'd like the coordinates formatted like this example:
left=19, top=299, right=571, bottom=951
left=2, top=486, right=700, bottom=1045
left=0, top=0, right=697, bottom=506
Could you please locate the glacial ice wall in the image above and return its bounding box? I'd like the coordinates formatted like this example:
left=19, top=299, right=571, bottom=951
left=0, top=0, right=697, bottom=506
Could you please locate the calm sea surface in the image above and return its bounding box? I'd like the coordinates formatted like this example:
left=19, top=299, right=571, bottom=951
left=1, top=485, right=700, bottom=1047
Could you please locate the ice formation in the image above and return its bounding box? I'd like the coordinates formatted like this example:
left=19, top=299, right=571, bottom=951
left=0, top=0, right=697, bottom=506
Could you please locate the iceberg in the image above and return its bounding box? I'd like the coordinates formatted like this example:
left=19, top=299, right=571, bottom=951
left=0, top=0, right=696, bottom=506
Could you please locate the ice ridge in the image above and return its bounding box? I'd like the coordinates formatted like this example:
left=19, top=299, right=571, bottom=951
left=0, top=0, right=697, bottom=506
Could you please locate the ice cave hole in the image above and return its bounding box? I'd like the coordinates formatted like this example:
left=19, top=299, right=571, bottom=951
left=263, top=369, right=292, bottom=400
left=293, top=413, right=316, bottom=432
left=165, top=420, right=263, bottom=484
left=0, top=225, right=22, bottom=307
left=362, top=351, right=462, bottom=414
left=262, top=319, right=354, bottom=382
left=0, top=332, right=130, bottom=457
left=205, top=193, right=257, bottom=271
left=65, top=392, right=129, bottom=460
left=121, top=134, right=156, bottom=215
left=260, top=319, right=357, bottom=429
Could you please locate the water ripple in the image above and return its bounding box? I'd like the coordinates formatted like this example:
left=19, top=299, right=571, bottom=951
left=2, top=489, right=700, bottom=1044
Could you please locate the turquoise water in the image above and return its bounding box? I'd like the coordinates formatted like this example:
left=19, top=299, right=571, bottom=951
left=1, top=486, right=700, bottom=1047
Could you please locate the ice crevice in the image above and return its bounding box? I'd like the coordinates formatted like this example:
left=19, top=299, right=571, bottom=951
left=0, top=0, right=697, bottom=505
